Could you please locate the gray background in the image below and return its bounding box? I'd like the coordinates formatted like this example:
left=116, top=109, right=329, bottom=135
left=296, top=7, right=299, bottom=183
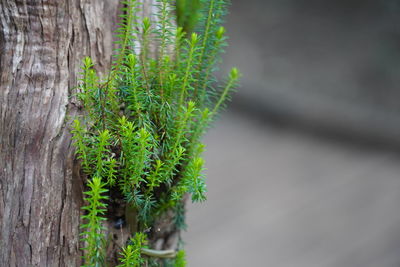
left=184, top=1, right=400, bottom=266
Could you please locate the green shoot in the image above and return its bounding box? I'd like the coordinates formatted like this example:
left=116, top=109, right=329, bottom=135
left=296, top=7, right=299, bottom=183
left=71, top=0, right=239, bottom=266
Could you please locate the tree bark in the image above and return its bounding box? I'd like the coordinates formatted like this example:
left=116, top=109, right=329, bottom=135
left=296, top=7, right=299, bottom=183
left=0, top=0, right=182, bottom=266
left=0, top=1, right=119, bottom=266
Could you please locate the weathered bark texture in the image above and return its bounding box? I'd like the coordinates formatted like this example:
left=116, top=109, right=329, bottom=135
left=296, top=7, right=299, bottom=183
left=0, top=0, right=181, bottom=266
left=0, top=1, right=119, bottom=266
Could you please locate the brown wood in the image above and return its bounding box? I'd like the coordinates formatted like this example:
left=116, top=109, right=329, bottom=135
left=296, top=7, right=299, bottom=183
left=0, top=1, right=119, bottom=266
left=0, top=0, right=181, bottom=266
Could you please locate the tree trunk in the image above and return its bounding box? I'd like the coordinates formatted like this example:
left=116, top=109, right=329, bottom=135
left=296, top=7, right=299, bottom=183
left=0, top=1, right=148, bottom=266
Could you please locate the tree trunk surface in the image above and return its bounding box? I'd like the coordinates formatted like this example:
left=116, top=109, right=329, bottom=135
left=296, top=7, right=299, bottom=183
left=0, top=1, right=179, bottom=266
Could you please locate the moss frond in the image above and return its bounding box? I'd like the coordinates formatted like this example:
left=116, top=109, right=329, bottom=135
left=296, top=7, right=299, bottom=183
left=71, top=1, right=238, bottom=266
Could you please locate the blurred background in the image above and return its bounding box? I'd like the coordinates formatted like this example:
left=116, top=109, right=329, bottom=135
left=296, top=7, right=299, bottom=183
left=183, top=0, right=400, bottom=266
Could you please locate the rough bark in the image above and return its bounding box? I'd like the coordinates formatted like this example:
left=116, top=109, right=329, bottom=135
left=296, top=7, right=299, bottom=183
left=0, top=0, right=182, bottom=266
left=0, top=1, right=119, bottom=266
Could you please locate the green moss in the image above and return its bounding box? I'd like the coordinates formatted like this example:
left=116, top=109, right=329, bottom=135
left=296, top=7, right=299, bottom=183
left=72, top=0, right=239, bottom=266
